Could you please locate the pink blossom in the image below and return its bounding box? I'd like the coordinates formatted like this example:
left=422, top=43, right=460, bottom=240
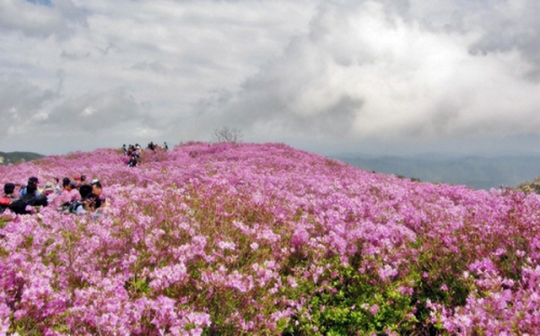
left=2, top=142, right=540, bottom=334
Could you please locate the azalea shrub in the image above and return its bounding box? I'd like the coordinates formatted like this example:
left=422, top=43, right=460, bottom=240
left=1, top=142, right=540, bottom=335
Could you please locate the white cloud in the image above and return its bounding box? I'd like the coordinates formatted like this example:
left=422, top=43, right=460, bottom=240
left=1, top=0, right=540, bottom=156
left=0, top=0, right=86, bottom=38
left=0, top=74, right=58, bottom=134
left=201, top=0, right=540, bottom=154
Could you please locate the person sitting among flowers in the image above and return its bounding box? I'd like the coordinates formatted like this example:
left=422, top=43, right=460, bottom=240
left=3, top=182, right=16, bottom=198
left=0, top=182, right=16, bottom=213
left=42, top=181, right=57, bottom=203
left=69, top=184, right=102, bottom=215
left=8, top=183, right=48, bottom=214
left=19, top=176, right=41, bottom=197
left=55, top=177, right=81, bottom=210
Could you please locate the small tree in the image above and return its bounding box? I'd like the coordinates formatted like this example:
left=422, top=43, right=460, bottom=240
left=212, top=127, right=243, bottom=143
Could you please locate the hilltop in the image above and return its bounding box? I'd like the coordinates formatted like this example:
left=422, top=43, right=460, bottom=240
left=0, top=151, right=45, bottom=165
left=1, top=142, right=540, bottom=335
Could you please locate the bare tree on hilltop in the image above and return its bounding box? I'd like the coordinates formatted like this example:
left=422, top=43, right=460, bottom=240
left=212, top=126, right=243, bottom=144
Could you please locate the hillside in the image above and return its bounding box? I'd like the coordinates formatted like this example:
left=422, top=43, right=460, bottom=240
left=516, top=176, right=540, bottom=194
left=1, top=142, right=540, bottom=335
left=0, top=151, right=45, bottom=165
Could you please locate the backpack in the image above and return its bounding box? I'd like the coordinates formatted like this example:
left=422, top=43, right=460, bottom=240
left=67, top=200, right=83, bottom=213
left=32, top=194, right=48, bottom=207
left=0, top=197, right=11, bottom=207
left=0, top=197, right=11, bottom=214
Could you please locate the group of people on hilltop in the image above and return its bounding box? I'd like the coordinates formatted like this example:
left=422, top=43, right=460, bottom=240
left=147, top=141, right=168, bottom=151
left=124, top=144, right=142, bottom=167
left=122, top=141, right=168, bottom=167
left=0, top=174, right=106, bottom=216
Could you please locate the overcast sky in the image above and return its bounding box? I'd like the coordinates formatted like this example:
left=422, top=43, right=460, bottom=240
left=1, top=0, right=540, bottom=157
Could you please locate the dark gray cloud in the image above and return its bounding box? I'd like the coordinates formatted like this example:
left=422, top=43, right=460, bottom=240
left=45, top=88, right=147, bottom=132
left=0, top=75, right=156, bottom=153
left=0, top=75, right=58, bottom=134
left=409, top=1, right=540, bottom=69
left=60, top=50, right=90, bottom=61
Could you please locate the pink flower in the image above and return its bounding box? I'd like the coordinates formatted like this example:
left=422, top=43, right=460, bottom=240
left=370, top=304, right=379, bottom=315
left=378, top=265, right=398, bottom=280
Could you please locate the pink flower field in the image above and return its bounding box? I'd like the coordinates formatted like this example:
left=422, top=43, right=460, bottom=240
left=1, top=142, right=540, bottom=335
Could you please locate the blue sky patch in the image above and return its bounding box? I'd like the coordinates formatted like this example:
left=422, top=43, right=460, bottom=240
left=25, top=0, right=52, bottom=6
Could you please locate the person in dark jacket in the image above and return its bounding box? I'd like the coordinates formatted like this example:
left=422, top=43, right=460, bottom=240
left=19, top=176, right=41, bottom=197
left=8, top=183, right=48, bottom=214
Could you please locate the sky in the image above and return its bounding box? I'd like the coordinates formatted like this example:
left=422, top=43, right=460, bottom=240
left=1, top=0, right=540, bottom=157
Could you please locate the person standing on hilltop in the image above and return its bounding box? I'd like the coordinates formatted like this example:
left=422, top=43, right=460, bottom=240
left=127, top=147, right=140, bottom=167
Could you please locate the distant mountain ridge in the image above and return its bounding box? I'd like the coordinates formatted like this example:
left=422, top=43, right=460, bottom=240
left=0, top=151, right=45, bottom=165
left=334, top=154, right=540, bottom=190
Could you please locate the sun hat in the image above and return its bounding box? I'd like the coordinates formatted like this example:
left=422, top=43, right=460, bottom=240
left=43, top=182, right=54, bottom=192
